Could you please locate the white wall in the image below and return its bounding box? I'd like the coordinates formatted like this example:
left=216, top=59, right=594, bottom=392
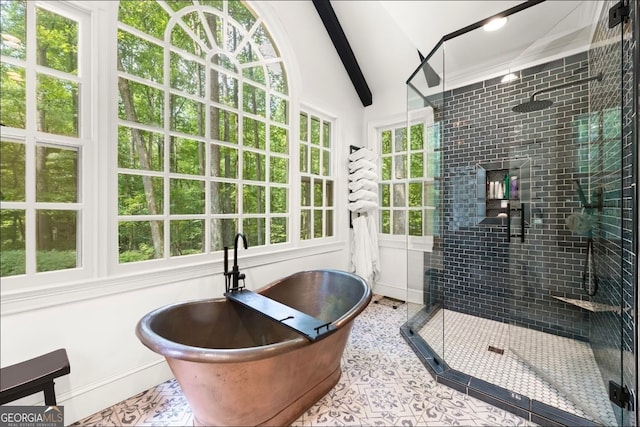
left=327, top=1, right=423, bottom=303
left=267, top=1, right=426, bottom=304
left=0, top=1, right=365, bottom=424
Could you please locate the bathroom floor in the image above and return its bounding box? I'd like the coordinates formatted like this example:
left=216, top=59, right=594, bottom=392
left=418, top=308, right=616, bottom=426
left=72, top=296, right=536, bottom=426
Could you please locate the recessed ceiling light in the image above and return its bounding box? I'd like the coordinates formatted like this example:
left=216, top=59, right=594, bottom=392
left=484, top=17, right=507, bottom=32
left=501, top=73, right=518, bottom=83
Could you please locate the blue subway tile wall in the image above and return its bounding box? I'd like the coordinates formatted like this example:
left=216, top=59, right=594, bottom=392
left=436, top=50, right=592, bottom=341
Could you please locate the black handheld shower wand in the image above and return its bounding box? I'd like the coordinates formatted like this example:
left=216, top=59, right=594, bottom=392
left=582, top=238, right=599, bottom=296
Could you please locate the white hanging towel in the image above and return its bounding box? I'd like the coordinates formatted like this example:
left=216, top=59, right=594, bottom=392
left=351, top=215, right=373, bottom=283
left=366, top=214, right=380, bottom=280
left=348, top=189, right=378, bottom=202
left=348, top=200, right=377, bottom=214
left=349, top=179, right=378, bottom=193
left=348, top=147, right=376, bottom=162
left=348, top=158, right=376, bottom=173
left=348, top=168, right=378, bottom=182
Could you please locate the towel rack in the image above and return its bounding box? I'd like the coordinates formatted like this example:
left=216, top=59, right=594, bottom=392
left=349, top=145, right=361, bottom=229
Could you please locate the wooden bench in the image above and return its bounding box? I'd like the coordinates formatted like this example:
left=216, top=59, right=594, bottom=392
left=0, top=349, right=70, bottom=406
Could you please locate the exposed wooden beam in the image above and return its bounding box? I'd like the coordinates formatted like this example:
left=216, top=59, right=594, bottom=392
left=312, top=0, right=372, bottom=107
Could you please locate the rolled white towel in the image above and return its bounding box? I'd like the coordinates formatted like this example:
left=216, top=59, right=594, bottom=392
left=348, top=148, right=375, bottom=162
left=348, top=168, right=378, bottom=182
left=348, top=189, right=378, bottom=202
left=348, top=200, right=378, bottom=213
left=348, top=158, right=376, bottom=173
left=349, top=179, right=378, bottom=192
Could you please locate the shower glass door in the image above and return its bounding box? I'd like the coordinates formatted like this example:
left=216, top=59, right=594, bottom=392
left=506, top=2, right=626, bottom=424
left=405, top=2, right=635, bottom=426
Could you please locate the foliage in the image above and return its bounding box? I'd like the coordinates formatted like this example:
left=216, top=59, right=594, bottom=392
left=0, top=250, right=76, bottom=276
left=0, top=1, right=26, bottom=128
left=1, top=1, right=84, bottom=277
left=0, top=0, right=335, bottom=275
left=119, top=245, right=156, bottom=263
left=0, top=250, right=25, bottom=276
left=379, top=122, right=440, bottom=237
left=115, top=0, right=293, bottom=262
left=37, top=249, right=77, bottom=272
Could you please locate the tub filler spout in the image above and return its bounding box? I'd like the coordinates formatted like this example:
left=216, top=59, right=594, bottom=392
left=225, top=232, right=248, bottom=293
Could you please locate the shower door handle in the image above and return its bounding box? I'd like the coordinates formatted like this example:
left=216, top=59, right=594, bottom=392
left=506, top=202, right=511, bottom=243
left=520, top=203, right=525, bottom=243
left=506, top=202, right=525, bottom=243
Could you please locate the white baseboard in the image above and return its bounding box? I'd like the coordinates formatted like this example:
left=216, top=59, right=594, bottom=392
left=372, top=281, right=405, bottom=301
left=60, top=358, right=173, bottom=425
left=406, top=288, right=423, bottom=305
left=372, top=282, right=423, bottom=305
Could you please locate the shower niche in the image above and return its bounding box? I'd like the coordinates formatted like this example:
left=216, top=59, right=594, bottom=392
left=476, top=158, right=530, bottom=229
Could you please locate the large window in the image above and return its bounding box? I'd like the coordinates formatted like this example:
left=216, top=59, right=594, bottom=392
left=0, top=0, right=338, bottom=289
left=379, top=118, right=439, bottom=239
left=116, top=0, right=290, bottom=262
left=1, top=1, right=88, bottom=279
left=299, top=110, right=334, bottom=240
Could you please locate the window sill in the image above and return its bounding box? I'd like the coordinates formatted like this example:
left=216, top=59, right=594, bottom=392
left=1, top=240, right=346, bottom=315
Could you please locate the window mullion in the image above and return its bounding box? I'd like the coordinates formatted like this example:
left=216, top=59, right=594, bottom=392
left=205, top=56, right=212, bottom=255
left=289, top=109, right=300, bottom=244
left=164, top=42, right=172, bottom=260
left=24, top=2, right=38, bottom=276
left=237, top=78, right=244, bottom=234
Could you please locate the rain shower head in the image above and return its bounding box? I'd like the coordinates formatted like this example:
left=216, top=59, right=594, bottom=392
left=512, top=99, right=553, bottom=113
left=512, top=73, right=603, bottom=113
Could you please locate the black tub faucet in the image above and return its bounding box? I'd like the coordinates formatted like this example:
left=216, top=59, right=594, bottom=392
left=225, top=233, right=248, bottom=293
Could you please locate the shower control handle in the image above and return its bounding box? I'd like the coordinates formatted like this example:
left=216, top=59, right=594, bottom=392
left=506, top=203, right=526, bottom=243
left=520, top=203, right=526, bottom=243
left=506, top=202, right=511, bottom=243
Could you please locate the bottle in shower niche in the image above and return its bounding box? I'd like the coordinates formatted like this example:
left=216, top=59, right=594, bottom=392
left=503, top=174, right=509, bottom=200
left=496, top=181, right=504, bottom=199
left=510, top=176, right=518, bottom=199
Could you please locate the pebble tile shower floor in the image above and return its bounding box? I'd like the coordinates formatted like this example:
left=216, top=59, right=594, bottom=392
left=418, top=309, right=616, bottom=426
left=72, top=297, right=537, bottom=426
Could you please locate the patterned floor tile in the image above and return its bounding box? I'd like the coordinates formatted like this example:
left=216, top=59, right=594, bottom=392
left=73, top=296, right=535, bottom=427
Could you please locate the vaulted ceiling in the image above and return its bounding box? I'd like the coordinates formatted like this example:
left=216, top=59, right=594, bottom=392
left=313, top=1, right=601, bottom=107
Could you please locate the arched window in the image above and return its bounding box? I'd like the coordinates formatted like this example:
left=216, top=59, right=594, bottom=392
left=117, top=0, right=290, bottom=263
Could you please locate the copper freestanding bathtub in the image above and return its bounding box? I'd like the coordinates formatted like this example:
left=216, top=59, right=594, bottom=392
left=136, top=269, right=371, bottom=426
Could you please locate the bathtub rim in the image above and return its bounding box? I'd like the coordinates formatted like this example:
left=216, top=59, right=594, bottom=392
left=136, top=269, right=371, bottom=363
left=258, top=269, right=372, bottom=329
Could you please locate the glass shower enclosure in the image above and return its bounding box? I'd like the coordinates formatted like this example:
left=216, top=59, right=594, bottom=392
left=403, top=1, right=637, bottom=426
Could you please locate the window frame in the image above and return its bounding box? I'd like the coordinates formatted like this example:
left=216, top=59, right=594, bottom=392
left=0, top=0, right=95, bottom=290
left=0, top=1, right=346, bottom=309
left=298, top=105, right=337, bottom=243
left=114, top=0, right=293, bottom=270
left=375, top=110, right=435, bottom=251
